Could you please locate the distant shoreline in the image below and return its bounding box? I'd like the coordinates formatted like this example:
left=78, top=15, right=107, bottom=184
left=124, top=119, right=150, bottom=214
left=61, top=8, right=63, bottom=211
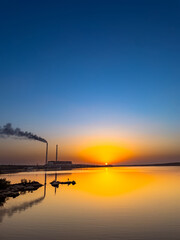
left=0, top=162, right=180, bottom=175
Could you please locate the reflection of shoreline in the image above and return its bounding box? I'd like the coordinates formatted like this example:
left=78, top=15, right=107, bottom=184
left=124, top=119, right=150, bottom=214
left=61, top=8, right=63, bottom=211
left=0, top=173, right=47, bottom=223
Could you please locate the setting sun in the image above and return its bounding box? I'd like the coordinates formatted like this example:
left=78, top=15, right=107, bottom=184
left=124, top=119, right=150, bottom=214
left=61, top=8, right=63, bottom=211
left=78, top=144, right=134, bottom=164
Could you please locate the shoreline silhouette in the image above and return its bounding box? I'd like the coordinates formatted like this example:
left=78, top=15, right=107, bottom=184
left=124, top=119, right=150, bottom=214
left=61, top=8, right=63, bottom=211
left=0, top=162, right=180, bottom=175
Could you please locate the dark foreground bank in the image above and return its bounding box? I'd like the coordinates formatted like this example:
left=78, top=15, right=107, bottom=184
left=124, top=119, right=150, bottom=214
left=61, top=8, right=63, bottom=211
left=0, top=178, right=43, bottom=206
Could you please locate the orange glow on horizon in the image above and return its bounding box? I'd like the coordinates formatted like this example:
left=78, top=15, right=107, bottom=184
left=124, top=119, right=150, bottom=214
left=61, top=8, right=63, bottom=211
left=78, top=144, right=134, bottom=164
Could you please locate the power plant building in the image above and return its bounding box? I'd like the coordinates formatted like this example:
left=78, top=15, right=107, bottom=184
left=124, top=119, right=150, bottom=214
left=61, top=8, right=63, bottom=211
left=46, top=161, right=72, bottom=169
left=45, top=144, right=72, bottom=169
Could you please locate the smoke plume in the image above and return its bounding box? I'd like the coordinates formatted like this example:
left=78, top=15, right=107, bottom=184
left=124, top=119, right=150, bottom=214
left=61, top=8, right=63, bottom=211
left=0, top=123, right=47, bottom=143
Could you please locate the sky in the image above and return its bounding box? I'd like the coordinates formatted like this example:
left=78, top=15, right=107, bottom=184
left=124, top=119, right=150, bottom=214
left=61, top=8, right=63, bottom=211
left=0, top=0, right=180, bottom=165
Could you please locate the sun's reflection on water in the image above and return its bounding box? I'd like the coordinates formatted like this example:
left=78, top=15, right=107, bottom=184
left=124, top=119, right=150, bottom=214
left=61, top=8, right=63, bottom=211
left=1, top=167, right=180, bottom=240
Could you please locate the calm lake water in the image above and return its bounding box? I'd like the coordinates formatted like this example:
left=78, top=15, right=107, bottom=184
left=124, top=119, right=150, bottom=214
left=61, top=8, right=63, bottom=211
left=0, top=167, right=180, bottom=240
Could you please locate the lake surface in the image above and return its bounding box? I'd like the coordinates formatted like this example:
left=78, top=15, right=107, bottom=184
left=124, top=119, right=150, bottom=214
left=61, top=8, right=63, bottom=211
left=0, top=167, right=180, bottom=240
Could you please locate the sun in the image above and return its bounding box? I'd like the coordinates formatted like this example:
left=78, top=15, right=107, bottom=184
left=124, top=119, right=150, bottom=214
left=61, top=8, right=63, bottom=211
left=79, top=144, right=133, bottom=164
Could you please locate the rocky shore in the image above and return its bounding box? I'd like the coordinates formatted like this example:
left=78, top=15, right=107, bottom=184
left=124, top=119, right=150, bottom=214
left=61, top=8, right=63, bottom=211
left=0, top=180, right=43, bottom=206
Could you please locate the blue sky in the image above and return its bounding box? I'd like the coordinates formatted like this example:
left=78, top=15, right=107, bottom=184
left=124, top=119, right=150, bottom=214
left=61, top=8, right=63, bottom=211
left=0, top=0, right=180, bottom=164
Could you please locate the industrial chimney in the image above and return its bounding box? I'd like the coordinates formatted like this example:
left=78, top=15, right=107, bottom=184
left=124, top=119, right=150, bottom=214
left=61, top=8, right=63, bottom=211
left=56, top=144, right=58, bottom=162
left=45, top=142, right=48, bottom=165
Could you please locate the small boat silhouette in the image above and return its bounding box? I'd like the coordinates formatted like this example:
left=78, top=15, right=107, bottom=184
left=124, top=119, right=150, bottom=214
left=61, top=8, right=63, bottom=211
left=50, top=180, right=76, bottom=187
left=50, top=181, right=59, bottom=187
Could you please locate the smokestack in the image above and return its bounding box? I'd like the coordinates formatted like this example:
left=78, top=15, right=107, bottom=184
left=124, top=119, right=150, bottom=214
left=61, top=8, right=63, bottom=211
left=45, top=143, right=48, bottom=165
left=56, top=144, right=58, bottom=162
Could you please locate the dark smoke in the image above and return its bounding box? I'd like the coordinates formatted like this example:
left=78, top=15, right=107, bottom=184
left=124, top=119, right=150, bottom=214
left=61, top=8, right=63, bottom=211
left=0, top=123, right=47, bottom=143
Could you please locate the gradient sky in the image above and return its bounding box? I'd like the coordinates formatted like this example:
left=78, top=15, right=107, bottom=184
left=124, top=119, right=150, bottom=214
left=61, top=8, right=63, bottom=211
left=0, top=0, right=180, bottom=165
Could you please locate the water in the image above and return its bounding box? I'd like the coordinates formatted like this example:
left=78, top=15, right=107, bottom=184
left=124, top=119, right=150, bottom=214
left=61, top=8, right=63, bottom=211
left=0, top=167, right=180, bottom=240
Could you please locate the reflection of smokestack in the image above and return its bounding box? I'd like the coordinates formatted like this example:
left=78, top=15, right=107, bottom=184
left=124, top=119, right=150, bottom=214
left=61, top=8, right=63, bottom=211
left=44, top=172, right=47, bottom=197
left=56, top=144, right=58, bottom=162
left=45, top=143, right=48, bottom=165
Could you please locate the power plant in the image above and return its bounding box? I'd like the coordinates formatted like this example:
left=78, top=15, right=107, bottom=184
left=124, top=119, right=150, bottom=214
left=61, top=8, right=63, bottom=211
left=0, top=123, right=73, bottom=168
left=45, top=144, right=72, bottom=169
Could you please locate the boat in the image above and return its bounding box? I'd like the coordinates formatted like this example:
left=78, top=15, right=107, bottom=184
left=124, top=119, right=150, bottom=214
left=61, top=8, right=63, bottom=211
left=50, top=181, right=59, bottom=187
left=59, top=180, right=76, bottom=185
left=50, top=180, right=76, bottom=187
